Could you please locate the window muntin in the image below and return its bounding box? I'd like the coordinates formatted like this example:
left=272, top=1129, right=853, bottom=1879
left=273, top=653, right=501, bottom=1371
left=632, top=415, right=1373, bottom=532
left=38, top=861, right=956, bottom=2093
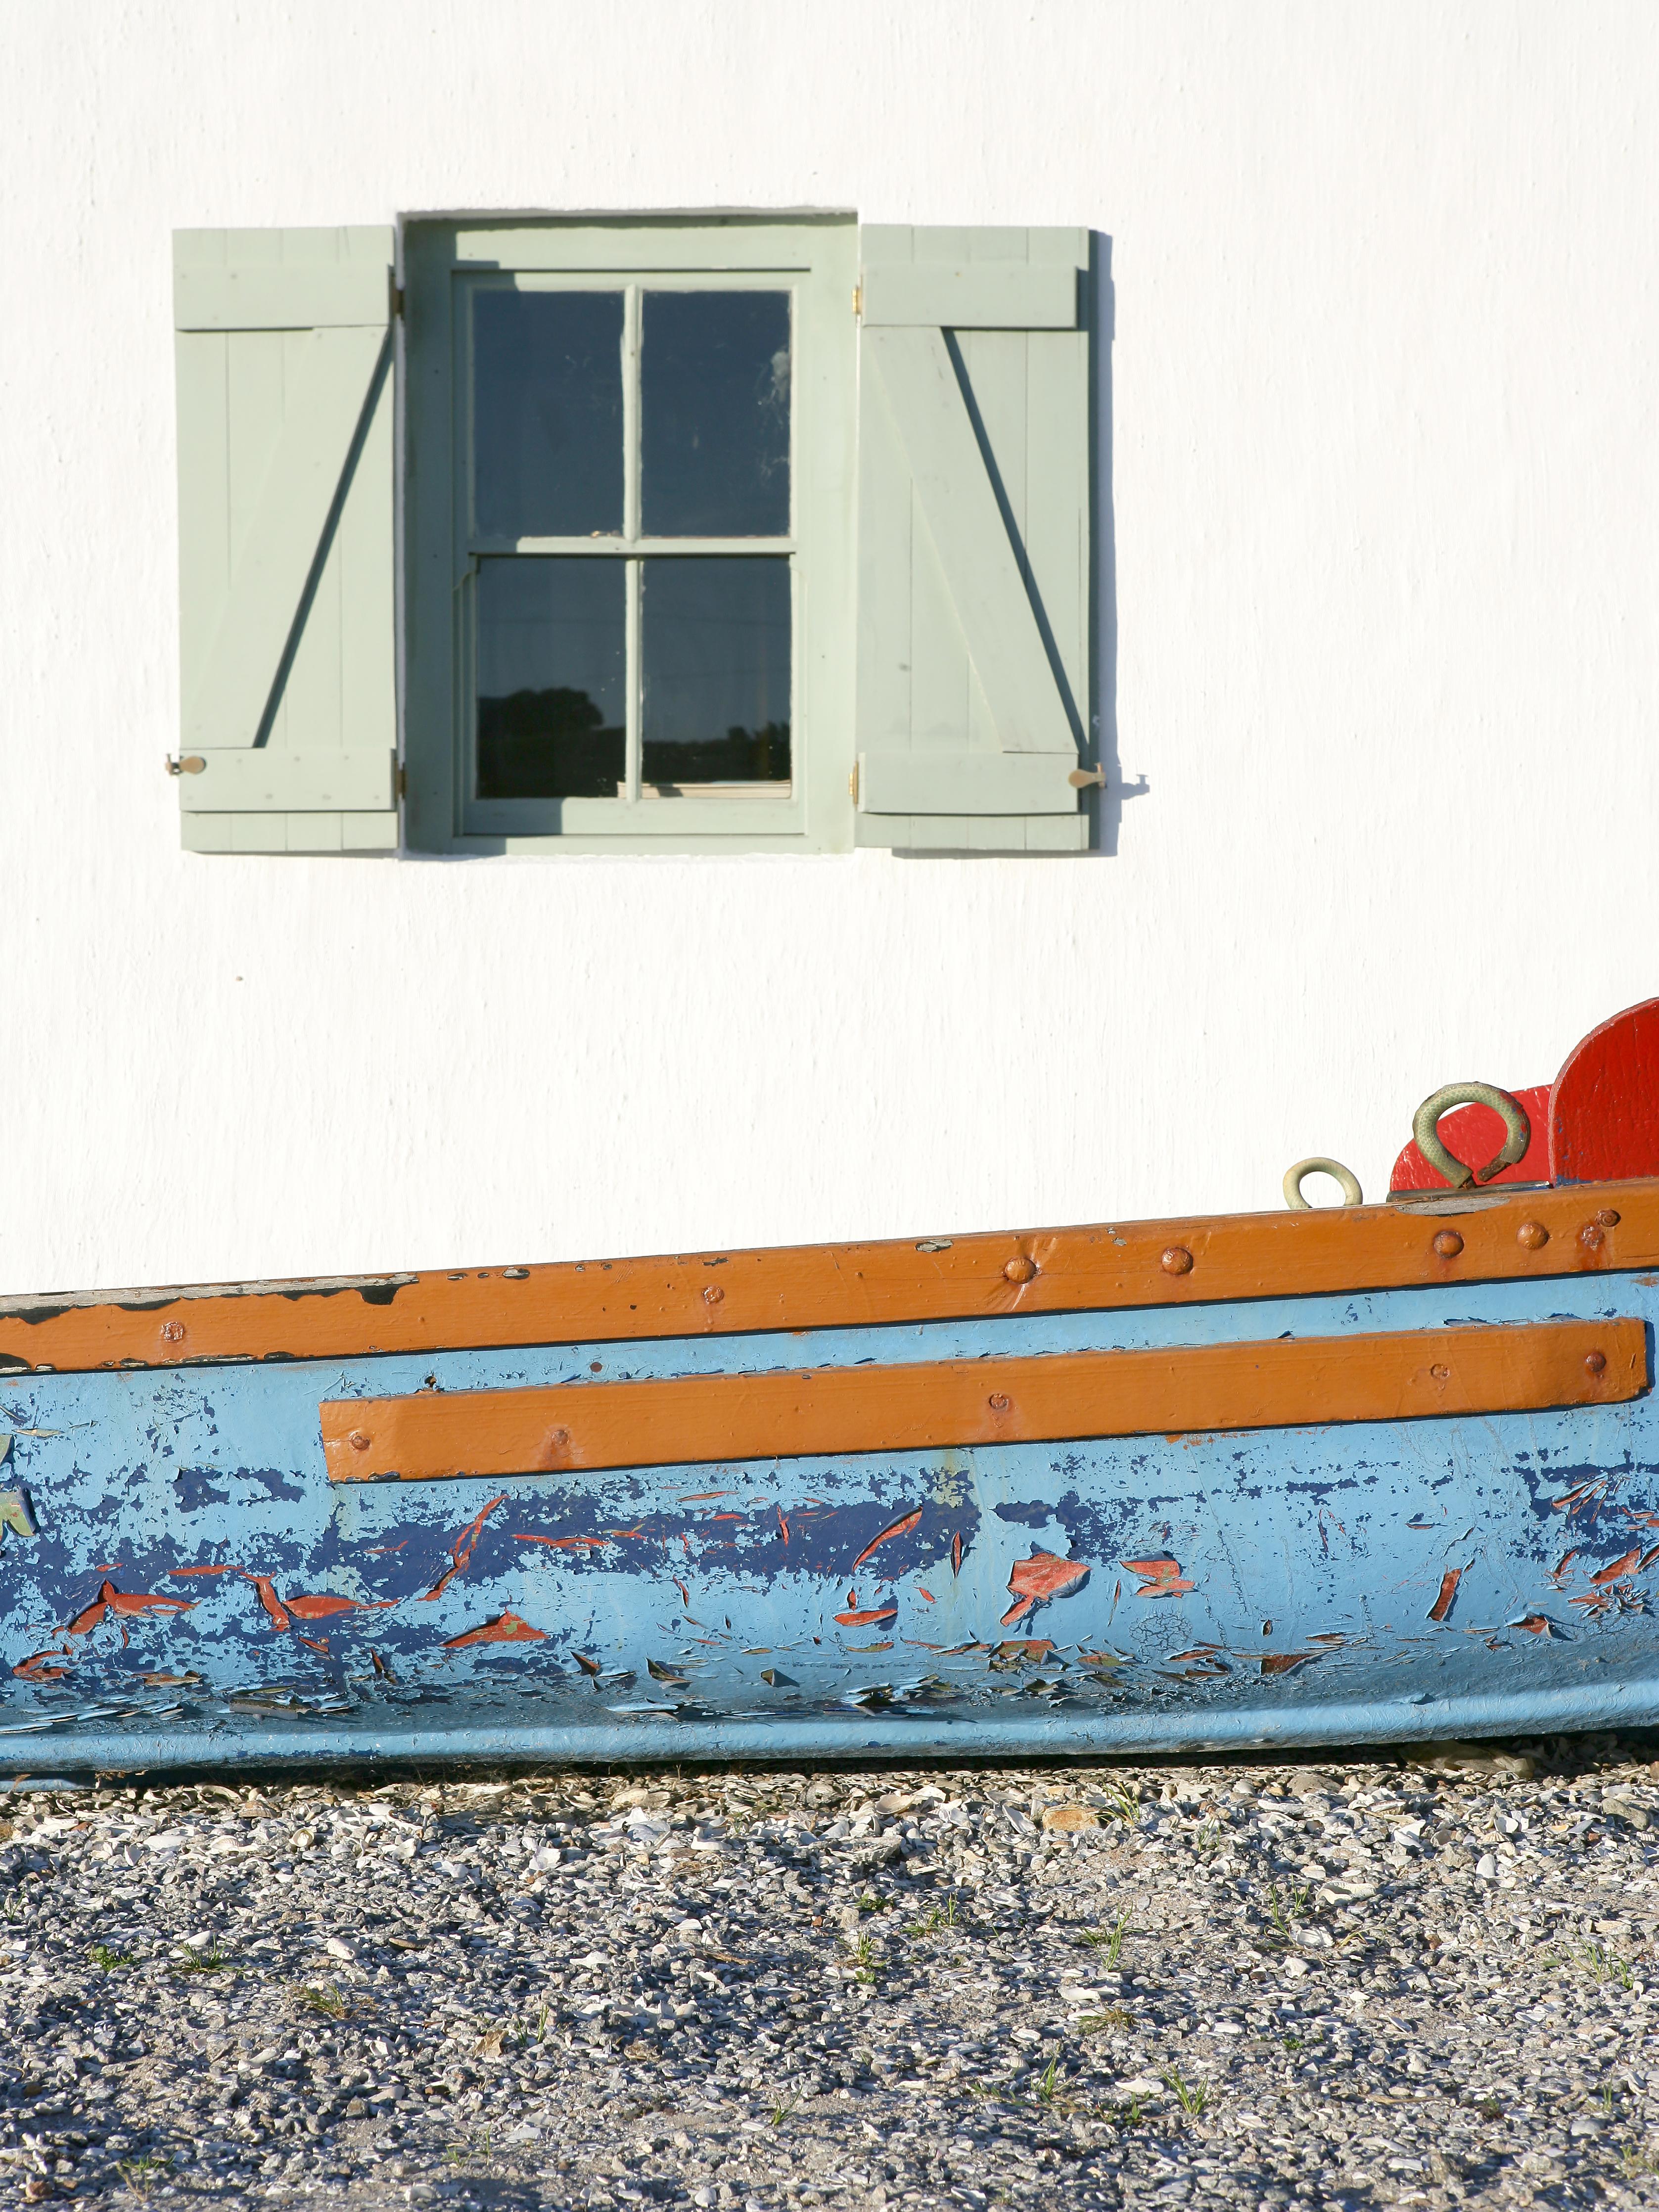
left=463, top=276, right=795, bottom=810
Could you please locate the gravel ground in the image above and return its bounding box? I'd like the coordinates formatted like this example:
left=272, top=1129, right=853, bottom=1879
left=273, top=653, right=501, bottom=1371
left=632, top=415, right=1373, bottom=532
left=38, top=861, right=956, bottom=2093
left=2, top=1737, right=1659, bottom=2210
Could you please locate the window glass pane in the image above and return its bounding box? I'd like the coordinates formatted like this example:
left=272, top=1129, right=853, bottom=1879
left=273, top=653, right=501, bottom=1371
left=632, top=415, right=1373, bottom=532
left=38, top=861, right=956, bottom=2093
left=641, top=292, right=790, bottom=537
left=476, top=558, right=626, bottom=799
left=472, top=290, right=624, bottom=539
left=641, top=557, right=791, bottom=787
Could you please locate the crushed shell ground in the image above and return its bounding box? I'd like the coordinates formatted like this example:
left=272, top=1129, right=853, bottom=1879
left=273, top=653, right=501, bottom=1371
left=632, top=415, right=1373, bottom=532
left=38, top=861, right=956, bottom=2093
left=0, top=1737, right=1657, bottom=2208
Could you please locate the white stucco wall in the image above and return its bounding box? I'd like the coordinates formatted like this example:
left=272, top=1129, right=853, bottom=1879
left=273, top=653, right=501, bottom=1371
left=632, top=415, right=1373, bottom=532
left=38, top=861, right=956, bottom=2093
left=3, top=1, right=1657, bottom=1292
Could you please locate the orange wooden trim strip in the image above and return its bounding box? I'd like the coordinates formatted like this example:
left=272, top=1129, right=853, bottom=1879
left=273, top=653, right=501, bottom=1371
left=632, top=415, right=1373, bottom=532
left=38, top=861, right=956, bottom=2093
left=320, top=1318, right=1646, bottom=1482
left=3, top=1179, right=1656, bottom=1377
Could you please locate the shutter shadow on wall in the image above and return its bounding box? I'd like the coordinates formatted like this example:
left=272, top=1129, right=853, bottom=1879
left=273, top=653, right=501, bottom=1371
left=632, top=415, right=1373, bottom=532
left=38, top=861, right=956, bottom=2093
left=173, top=227, right=398, bottom=853
left=855, top=226, right=1092, bottom=853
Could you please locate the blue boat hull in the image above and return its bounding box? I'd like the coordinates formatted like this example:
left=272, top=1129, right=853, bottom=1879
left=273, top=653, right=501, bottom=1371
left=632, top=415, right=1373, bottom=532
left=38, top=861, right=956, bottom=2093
left=2, top=1265, right=1657, bottom=1772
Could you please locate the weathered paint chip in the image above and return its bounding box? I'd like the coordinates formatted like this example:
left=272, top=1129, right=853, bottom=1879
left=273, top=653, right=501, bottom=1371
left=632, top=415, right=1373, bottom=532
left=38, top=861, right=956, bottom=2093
left=1428, top=1567, right=1465, bottom=1623
left=850, top=1508, right=923, bottom=1573
left=1591, top=1549, right=1643, bottom=1586
left=443, top=1612, right=546, bottom=1647
left=1002, top=1550, right=1093, bottom=1626
left=422, top=1494, right=508, bottom=1600
left=0, top=1490, right=36, bottom=1541
left=1122, top=1558, right=1196, bottom=1600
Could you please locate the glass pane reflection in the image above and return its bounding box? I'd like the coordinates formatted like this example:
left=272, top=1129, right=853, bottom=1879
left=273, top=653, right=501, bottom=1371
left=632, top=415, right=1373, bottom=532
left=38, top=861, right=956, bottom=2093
left=475, top=559, right=626, bottom=799
left=472, top=290, right=624, bottom=539
left=641, top=558, right=790, bottom=786
left=641, top=292, right=790, bottom=537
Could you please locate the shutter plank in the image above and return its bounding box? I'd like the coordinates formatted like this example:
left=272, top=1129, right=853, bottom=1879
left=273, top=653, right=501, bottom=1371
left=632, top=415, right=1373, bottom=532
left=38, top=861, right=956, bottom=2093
left=1023, top=327, right=1089, bottom=723
left=338, top=368, right=396, bottom=751
left=183, top=810, right=397, bottom=855
left=854, top=812, right=1088, bottom=854
left=858, top=749, right=1079, bottom=815
left=175, top=261, right=392, bottom=331
left=861, top=260, right=1077, bottom=329
left=174, top=331, right=230, bottom=711
left=178, top=748, right=396, bottom=812
left=853, top=336, right=916, bottom=747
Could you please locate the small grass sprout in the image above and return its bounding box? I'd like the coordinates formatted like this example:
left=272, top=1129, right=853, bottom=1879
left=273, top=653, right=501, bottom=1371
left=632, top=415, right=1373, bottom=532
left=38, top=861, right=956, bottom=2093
left=175, top=1940, right=230, bottom=1976
left=1081, top=1909, right=1131, bottom=1965
left=89, top=1942, right=134, bottom=1971
left=1101, top=1782, right=1141, bottom=1826
left=1164, top=2065, right=1208, bottom=2119
left=1267, top=1882, right=1313, bottom=1939
left=301, top=1982, right=350, bottom=2019
left=770, top=2093, right=801, bottom=2129
left=1579, top=1941, right=1634, bottom=1990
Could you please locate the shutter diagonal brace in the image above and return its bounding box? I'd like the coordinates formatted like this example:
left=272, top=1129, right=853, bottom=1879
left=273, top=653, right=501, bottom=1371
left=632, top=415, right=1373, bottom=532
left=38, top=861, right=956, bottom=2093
left=182, top=324, right=391, bottom=751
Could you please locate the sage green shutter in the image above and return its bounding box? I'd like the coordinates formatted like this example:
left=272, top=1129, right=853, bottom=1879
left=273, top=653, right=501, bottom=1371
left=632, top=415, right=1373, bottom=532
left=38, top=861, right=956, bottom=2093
left=173, top=228, right=398, bottom=853
left=855, top=226, right=1091, bottom=853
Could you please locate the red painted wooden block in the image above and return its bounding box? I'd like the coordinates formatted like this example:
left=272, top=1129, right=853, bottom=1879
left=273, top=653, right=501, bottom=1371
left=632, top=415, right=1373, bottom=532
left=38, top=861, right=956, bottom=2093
left=1551, top=997, right=1659, bottom=1185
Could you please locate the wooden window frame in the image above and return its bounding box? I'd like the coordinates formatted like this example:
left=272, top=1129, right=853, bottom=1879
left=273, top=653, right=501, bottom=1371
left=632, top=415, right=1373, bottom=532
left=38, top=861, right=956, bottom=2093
left=401, top=214, right=859, bottom=857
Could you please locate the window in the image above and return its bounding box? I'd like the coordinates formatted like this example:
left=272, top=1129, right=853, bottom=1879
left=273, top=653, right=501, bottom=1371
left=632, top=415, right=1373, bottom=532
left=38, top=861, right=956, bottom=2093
left=171, top=218, right=1095, bottom=858
left=405, top=219, right=854, bottom=851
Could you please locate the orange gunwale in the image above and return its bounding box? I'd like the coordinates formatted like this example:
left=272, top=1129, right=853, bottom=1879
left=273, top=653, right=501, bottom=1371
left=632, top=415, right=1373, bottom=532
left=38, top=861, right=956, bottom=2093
left=0, top=1177, right=1654, bottom=1378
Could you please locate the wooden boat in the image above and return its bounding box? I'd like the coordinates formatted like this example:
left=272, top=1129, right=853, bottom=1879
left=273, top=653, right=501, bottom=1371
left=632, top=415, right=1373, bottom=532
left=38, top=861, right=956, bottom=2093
left=3, top=998, right=1659, bottom=1778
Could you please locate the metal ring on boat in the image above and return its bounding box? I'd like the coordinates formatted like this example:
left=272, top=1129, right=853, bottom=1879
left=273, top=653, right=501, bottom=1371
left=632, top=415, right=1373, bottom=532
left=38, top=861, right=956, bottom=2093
left=1283, top=1157, right=1364, bottom=1209
left=1412, top=1083, right=1531, bottom=1190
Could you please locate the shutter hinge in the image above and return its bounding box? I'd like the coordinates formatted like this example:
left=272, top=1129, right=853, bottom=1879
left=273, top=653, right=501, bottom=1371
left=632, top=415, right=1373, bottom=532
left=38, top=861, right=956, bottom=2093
left=389, top=273, right=405, bottom=320
left=852, top=283, right=862, bottom=320
left=166, top=754, right=206, bottom=777
left=848, top=760, right=860, bottom=805
left=396, top=763, right=408, bottom=800
left=1067, top=765, right=1106, bottom=789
